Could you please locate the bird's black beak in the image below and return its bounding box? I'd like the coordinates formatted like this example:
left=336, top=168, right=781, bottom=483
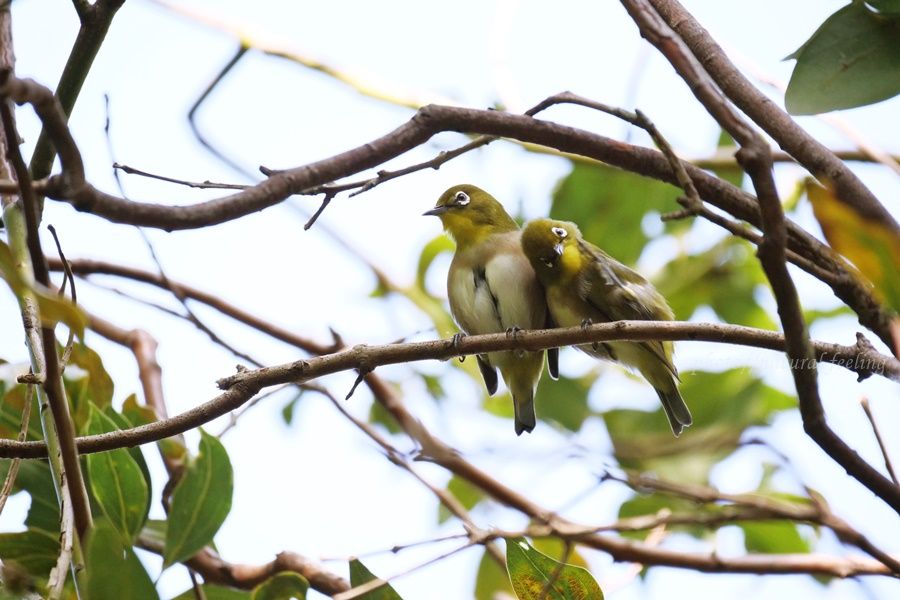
left=423, top=205, right=449, bottom=217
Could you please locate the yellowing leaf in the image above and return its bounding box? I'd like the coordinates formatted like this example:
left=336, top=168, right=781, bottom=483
left=807, top=180, right=900, bottom=311
left=505, top=538, right=602, bottom=600
left=0, top=240, right=88, bottom=337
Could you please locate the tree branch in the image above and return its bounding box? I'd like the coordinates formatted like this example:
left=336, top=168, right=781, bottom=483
left=0, top=86, right=92, bottom=537
left=28, top=0, right=126, bottom=188
left=2, top=320, right=897, bottom=459
left=3, top=68, right=884, bottom=346
left=619, top=0, right=900, bottom=516
left=645, top=0, right=897, bottom=233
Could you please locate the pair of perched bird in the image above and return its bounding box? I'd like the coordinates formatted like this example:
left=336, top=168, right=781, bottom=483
left=425, top=184, right=692, bottom=437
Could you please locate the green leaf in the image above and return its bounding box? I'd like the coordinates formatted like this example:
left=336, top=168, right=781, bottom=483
left=785, top=3, right=900, bottom=114
left=438, top=474, right=485, bottom=523
left=0, top=529, right=59, bottom=575
left=164, top=429, right=233, bottom=566
left=741, top=521, right=811, bottom=554
left=85, top=405, right=150, bottom=542
left=280, top=389, right=305, bottom=425
left=0, top=459, right=59, bottom=532
left=605, top=369, right=795, bottom=484
left=654, top=238, right=776, bottom=329
left=105, top=405, right=154, bottom=523
left=171, top=585, right=250, bottom=600
left=807, top=180, right=900, bottom=311
left=505, top=538, right=602, bottom=600
left=65, top=343, right=114, bottom=409
left=552, top=162, right=683, bottom=266
left=531, top=538, right=590, bottom=570
left=474, top=547, right=515, bottom=600
left=536, top=374, right=593, bottom=432
left=252, top=572, right=309, bottom=600
left=416, top=234, right=455, bottom=291
left=348, top=559, right=404, bottom=600
left=85, top=519, right=159, bottom=600
left=618, top=493, right=711, bottom=541
left=121, top=394, right=188, bottom=465
left=139, top=519, right=168, bottom=549
left=0, top=384, right=42, bottom=441
left=368, top=397, right=402, bottom=434
left=0, top=239, right=88, bottom=338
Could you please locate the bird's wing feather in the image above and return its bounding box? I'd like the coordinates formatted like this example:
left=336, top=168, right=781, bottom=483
left=576, top=240, right=677, bottom=376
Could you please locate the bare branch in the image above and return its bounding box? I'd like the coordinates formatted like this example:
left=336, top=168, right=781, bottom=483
left=860, top=397, right=899, bottom=487
left=619, top=0, right=900, bottom=516
left=646, top=0, right=897, bottom=233
left=2, top=320, right=897, bottom=460
left=0, top=90, right=92, bottom=537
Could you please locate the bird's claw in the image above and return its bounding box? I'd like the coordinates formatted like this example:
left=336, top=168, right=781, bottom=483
left=506, top=326, right=526, bottom=357
left=451, top=332, right=467, bottom=348
left=580, top=318, right=593, bottom=330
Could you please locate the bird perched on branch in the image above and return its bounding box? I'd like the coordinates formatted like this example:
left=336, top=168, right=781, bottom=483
left=425, top=185, right=558, bottom=435
left=521, top=218, right=692, bottom=436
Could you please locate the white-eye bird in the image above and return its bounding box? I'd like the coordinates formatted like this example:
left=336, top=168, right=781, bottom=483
left=425, top=185, right=558, bottom=435
left=521, top=218, right=692, bottom=436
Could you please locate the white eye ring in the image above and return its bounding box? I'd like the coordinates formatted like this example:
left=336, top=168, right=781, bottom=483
left=454, top=191, right=470, bottom=205
left=551, top=226, right=567, bottom=238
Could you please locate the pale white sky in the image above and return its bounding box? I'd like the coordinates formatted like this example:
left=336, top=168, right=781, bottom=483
left=2, top=1, right=899, bottom=598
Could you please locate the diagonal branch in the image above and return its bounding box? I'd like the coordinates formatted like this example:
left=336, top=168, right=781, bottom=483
left=29, top=0, right=126, bottom=188
left=620, top=0, right=900, bottom=516
left=645, top=0, right=897, bottom=233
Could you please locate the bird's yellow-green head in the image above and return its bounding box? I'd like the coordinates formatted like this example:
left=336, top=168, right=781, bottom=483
left=521, top=218, right=584, bottom=283
left=424, top=184, right=518, bottom=248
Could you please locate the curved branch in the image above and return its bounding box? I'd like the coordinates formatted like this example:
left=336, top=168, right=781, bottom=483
left=646, top=0, right=897, bottom=233
left=4, top=72, right=891, bottom=346
left=1, top=321, right=896, bottom=459
left=620, top=0, right=900, bottom=516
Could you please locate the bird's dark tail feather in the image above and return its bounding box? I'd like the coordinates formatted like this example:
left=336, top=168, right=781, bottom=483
left=513, top=391, right=536, bottom=436
left=656, top=386, right=692, bottom=437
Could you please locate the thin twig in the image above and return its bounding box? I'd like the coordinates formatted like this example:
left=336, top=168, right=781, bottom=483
left=46, top=224, right=77, bottom=369
left=859, top=397, right=899, bottom=487
left=0, top=382, right=33, bottom=515
left=113, top=162, right=248, bottom=190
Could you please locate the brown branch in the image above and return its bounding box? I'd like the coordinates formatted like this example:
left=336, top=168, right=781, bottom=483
left=357, top=341, right=895, bottom=579
left=0, top=89, right=92, bottom=537
left=619, top=0, right=900, bottom=516
left=29, top=0, right=126, bottom=187
left=135, top=539, right=350, bottom=596
left=1, top=67, right=888, bottom=344
left=307, top=383, right=506, bottom=567
left=2, top=320, right=897, bottom=460
left=645, top=0, right=897, bottom=234
left=6, top=68, right=885, bottom=346
left=112, top=163, right=247, bottom=190
left=607, top=471, right=900, bottom=573
left=860, top=397, right=899, bottom=487
left=48, top=257, right=332, bottom=354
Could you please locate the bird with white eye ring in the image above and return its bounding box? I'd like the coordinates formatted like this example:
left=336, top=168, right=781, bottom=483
left=424, top=184, right=558, bottom=435
left=521, top=218, right=692, bottom=437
